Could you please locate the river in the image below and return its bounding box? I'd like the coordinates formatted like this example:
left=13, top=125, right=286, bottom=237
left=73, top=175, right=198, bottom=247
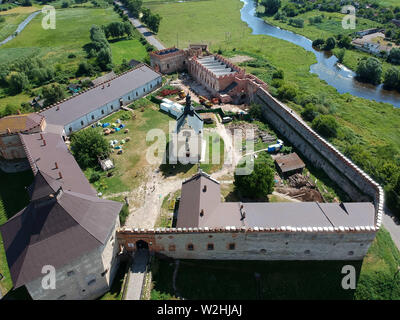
left=240, top=0, right=400, bottom=108
left=0, top=10, right=40, bottom=47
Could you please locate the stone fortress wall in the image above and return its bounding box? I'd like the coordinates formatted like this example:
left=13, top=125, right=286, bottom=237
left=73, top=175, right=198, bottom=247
left=118, top=50, right=384, bottom=262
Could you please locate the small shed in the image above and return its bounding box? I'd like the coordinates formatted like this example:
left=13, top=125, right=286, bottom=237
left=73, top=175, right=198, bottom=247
left=98, top=155, right=114, bottom=171
left=275, top=152, right=305, bottom=177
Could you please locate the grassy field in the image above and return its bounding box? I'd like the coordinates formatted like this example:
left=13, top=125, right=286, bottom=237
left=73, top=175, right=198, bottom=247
left=0, top=6, right=149, bottom=114
left=150, top=228, right=400, bottom=300
left=0, top=169, right=33, bottom=296
left=83, top=106, right=171, bottom=196
left=145, top=0, right=251, bottom=48
left=110, top=38, right=149, bottom=65
left=0, top=6, right=40, bottom=42
left=260, top=8, right=381, bottom=42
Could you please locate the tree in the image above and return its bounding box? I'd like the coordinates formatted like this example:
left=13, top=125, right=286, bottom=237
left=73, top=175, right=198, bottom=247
left=356, top=57, right=383, bottom=85
left=76, top=61, right=95, bottom=77
left=262, top=0, right=281, bottom=15
left=388, top=47, right=400, bottom=64
left=147, top=13, right=162, bottom=33
left=312, top=115, right=338, bottom=138
left=383, top=67, right=400, bottom=90
left=337, top=49, right=346, bottom=63
left=312, top=38, right=324, bottom=48
left=7, top=72, right=29, bottom=94
left=42, top=83, right=66, bottom=107
left=70, top=129, right=109, bottom=169
left=97, top=47, right=113, bottom=71
left=324, top=37, right=336, bottom=51
left=234, top=161, right=275, bottom=199
left=337, top=35, right=352, bottom=49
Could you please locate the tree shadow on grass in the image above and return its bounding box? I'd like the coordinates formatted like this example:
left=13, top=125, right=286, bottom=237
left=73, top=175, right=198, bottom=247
left=2, top=285, right=31, bottom=300
left=151, top=257, right=362, bottom=300
left=0, top=169, right=33, bottom=222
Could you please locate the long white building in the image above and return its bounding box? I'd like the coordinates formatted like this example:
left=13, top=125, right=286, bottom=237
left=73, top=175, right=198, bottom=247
left=40, top=64, right=162, bottom=135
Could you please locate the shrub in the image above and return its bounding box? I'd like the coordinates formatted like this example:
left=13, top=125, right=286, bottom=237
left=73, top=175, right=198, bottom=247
left=89, top=172, right=101, bottom=183
left=312, top=115, right=339, bottom=138
left=277, top=82, right=298, bottom=101
left=301, top=103, right=318, bottom=122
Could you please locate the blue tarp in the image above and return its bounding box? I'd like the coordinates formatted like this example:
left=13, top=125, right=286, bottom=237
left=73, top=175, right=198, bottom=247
left=102, top=123, right=110, bottom=128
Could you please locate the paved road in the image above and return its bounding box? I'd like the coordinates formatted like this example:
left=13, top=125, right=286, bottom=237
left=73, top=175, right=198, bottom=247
left=383, top=207, right=400, bottom=249
left=115, top=1, right=165, bottom=50
left=125, top=250, right=149, bottom=300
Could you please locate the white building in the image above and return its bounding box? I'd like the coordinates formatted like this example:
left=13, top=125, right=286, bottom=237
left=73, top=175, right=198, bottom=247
left=40, top=64, right=162, bottom=135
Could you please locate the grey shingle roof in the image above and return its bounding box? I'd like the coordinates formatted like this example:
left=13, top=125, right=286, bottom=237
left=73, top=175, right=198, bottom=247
left=0, top=172, right=122, bottom=288
left=176, top=172, right=375, bottom=229
left=40, top=65, right=161, bottom=127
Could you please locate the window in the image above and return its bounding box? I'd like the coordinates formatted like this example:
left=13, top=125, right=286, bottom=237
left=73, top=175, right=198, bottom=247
left=304, top=250, right=310, bottom=255
left=168, top=244, right=176, bottom=251
left=128, top=96, right=130, bottom=100
left=91, top=115, right=94, bottom=120
left=111, top=105, right=114, bottom=110
left=167, top=64, right=170, bottom=69
left=348, top=251, right=354, bottom=256
left=136, top=92, right=138, bottom=97
left=69, top=127, right=72, bottom=133
left=150, top=84, right=152, bottom=89
left=102, top=110, right=104, bottom=115
left=260, top=249, right=266, bottom=254
left=110, top=236, right=114, bottom=242
left=207, top=243, right=214, bottom=250
left=88, top=279, right=96, bottom=286
left=228, top=243, right=235, bottom=250
left=81, top=121, right=84, bottom=126
left=187, top=244, right=194, bottom=251
left=67, top=270, right=75, bottom=277
left=143, top=88, right=146, bottom=93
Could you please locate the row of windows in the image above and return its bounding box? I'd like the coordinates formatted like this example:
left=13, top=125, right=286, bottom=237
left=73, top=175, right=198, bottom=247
left=66, top=82, right=159, bottom=133
left=167, top=243, right=236, bottom=252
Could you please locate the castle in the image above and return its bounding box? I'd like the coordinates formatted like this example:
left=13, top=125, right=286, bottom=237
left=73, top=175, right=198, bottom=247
left=0, top=52, right=385, bottom=299
left=116, top=45, right=384, bottom=262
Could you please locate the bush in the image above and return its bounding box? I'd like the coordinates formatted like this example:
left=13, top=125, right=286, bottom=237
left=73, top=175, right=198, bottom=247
left=301, top=103, right=318, bottom=122
left=312, top=114, right=339, bottom=138
left=89, top=172, right=101, bottom=183
left=272, top=69, right=284, bottom=79
left=277, top=82, right=297, bottom=101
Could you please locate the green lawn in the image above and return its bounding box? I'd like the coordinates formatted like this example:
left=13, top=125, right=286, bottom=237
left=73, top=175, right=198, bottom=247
left=0, top=11, right=32, bottom=42
left=83, top=106, right=171, bottom=196
left=145, top=0, right=251, bottom=48
left=150, top=228, right=400, bottom=300
left=0, top=169, right=34, bottom=296
left=110, top=38, right=148, bottom=65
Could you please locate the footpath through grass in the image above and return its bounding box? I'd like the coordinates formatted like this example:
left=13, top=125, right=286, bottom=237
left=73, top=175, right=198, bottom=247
left=150, top=228, right=400, bottom=300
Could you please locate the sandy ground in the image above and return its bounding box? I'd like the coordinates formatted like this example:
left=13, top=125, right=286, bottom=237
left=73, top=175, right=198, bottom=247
left=227, top=55, right=255, bottom=64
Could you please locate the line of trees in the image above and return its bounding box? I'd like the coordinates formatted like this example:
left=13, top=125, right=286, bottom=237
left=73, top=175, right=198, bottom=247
left=120, top=0, right=161, bottom=33
left=141, top=7, right=162, bottom=34
left=103, top=21, right=134, bottom=39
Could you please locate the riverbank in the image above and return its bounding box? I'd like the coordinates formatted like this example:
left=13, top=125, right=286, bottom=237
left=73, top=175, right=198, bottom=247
left=258, top=5, right=394, bottom=82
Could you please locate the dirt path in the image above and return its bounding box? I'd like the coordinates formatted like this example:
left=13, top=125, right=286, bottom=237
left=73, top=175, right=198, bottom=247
left=122, top=121, right=241, bottom=229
